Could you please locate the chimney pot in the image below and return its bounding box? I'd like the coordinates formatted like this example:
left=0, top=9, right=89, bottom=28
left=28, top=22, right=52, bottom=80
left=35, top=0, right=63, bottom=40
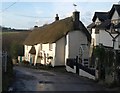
left=55, top=14, right=59, bottom=21
left=34, top=25, right=38, bottom=28
left=73, top=11, right=80, bottom=30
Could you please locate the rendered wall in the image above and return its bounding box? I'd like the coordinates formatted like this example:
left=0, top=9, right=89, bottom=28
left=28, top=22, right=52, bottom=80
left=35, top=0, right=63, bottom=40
left=54, top=37, right=65, bottom=66
left=65, top=31, right=89, bottom=62
left=24, top=45, right=32, bottom=62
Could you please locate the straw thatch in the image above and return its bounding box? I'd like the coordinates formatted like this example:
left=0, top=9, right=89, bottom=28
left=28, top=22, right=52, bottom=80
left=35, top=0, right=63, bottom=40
left=24, top=17, right=91, bottom=45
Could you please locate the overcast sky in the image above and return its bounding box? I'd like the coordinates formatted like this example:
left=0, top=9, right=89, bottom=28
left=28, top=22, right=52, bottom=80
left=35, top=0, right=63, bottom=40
left=1, top=0, right=120, bottom=29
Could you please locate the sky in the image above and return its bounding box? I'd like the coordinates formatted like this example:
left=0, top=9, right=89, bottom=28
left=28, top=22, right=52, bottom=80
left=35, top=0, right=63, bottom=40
left=1, top=0, right=120, bottom=29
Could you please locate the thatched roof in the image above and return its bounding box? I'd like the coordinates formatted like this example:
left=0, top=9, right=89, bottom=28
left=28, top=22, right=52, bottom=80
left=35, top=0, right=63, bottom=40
left=24, top=17, right=91, bottom=45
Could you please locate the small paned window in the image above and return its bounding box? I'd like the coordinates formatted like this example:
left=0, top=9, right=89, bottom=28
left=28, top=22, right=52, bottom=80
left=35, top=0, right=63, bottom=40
left=95, top=28, right=99, bottom=34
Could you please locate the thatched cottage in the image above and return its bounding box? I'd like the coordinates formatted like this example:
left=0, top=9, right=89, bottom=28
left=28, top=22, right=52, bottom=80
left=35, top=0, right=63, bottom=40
left=23, top=11, right=91, bottom=67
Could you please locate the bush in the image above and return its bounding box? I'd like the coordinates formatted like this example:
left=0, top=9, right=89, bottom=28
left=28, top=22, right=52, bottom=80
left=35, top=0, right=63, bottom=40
left=2, top=55, right=13, bottom=91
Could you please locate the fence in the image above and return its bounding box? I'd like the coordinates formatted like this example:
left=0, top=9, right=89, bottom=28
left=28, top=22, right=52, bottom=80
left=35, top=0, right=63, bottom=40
left=1, top=51, right=13, bottom=91
left=66, top=56, right=95, bottom=80
left=0, top=51, right=8, bottom=92
left=2, top=51, right=8, bottom=72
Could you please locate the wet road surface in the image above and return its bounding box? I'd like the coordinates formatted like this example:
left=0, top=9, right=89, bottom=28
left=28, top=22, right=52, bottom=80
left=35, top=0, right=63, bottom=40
left=9, top=66, right=110, bottom=92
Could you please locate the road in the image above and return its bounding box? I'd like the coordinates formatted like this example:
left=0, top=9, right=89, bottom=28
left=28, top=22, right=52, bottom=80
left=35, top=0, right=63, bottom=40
left=9, top=65, right=109, bottom=92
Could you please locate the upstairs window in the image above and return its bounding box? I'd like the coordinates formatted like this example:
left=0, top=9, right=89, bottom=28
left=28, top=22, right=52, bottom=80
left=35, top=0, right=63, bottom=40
left=111, top=19, right=119, bottom=25
left=96, top=22, right=101, bottom=25
left=95, top=28, right=99, bottom=34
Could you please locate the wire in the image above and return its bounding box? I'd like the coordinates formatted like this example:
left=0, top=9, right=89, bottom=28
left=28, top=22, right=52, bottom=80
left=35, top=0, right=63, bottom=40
left=1, top=2, right=17, bottom=13
left=14, top=14, right=53, bottom=18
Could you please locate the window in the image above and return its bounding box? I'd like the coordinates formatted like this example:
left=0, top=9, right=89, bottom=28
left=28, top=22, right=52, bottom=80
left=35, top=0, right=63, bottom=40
left=111, top=19, right=118, bottom=25
left=96, top=22, right=101, bottom=25
left=49, top=44, right=53, bottom=51
left=95, top=28, right=99, bottom=34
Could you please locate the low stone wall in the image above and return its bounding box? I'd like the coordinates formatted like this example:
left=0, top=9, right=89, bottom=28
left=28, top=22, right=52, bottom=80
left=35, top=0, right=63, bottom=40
left=66, top=65, right=76, bottom=73
left=66, top=58, right=95, bottom=80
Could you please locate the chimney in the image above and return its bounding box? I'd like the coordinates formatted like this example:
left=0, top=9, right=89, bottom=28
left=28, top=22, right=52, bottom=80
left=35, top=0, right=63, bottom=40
left=73, top=11, right=80, bottom=21
left=55, top=14, right=59, bottom=21
left=72, top=11, right=80, bottom=30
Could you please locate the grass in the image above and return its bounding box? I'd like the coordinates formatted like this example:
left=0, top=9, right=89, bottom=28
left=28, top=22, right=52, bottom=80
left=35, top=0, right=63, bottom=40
left=2, top=31, right=30, bottom=55
left=2, top=56, right=13, bottom=91
left=2, top=31, right=30, bottom=91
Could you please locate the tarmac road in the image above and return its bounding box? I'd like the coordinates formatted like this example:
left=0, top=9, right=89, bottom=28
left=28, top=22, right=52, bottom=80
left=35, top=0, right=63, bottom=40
left=9, top=65, right=112, bottom=92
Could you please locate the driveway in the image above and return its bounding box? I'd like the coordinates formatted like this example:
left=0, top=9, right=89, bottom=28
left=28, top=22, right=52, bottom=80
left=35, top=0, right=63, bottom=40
left=9, top=65, right=111, bottom=91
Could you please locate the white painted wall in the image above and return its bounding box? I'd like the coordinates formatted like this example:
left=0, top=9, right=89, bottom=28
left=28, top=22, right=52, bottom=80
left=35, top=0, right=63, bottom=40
left=38, top=43, right=56, bottom=66
left=54, top=37, right=65, bottom=66
left=24, top=45, right=32, bottom=62
left=99, top=30, right=113, bottom=47
left=111, top=10, right=120, bottom=21
left=66, top=65, right=95, bottom=80
left=100, top=30, right=118, bottom=48
left=114, top=38, right=119, bottom=49
left=91, top=29, right=99, bottom=46
left=66, top=66, right=76, bottom=73
left=41, top=44, right=49, bottom=65
left=65, top=31, right=89, bottom=63
left=79, top=69, right=95, bottom=80
left=34, top=44, right=40, bottom=65
left=111, top=10, right=120, bottom=49
left=91, top=29, right=119, bottom=49
left=65, top=35, right=69, bottom=64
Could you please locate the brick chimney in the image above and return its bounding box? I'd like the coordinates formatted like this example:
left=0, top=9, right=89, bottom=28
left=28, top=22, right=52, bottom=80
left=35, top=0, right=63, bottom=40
left=55, top=14, right=59, bottom=21
left=72, top=11, right=80, bottom=30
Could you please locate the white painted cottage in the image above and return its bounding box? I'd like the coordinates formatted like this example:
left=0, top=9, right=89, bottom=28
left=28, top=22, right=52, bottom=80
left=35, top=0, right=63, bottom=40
left=87, top=4, right=120, bottom=50
left=23, top=11, right=91, bottom=67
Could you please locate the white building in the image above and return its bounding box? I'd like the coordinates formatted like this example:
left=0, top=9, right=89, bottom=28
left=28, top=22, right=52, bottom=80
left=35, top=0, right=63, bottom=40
left=87, top=4, right=120, bottom=50
left=23, top=11, right=91, bottom=67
